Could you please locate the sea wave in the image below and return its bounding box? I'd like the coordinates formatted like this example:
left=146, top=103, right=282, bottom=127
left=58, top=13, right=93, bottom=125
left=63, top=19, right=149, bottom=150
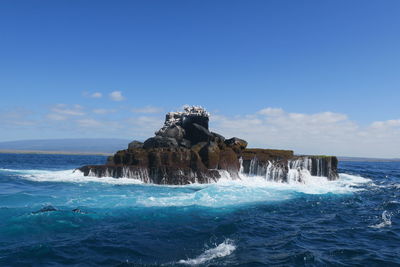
left=0, top=168, right=372, bottom=208
left=369, top=211, right=392, bottom=229
left=0, top=168, right=144, bottom=185
left=178, top=239, right=236, bottom=265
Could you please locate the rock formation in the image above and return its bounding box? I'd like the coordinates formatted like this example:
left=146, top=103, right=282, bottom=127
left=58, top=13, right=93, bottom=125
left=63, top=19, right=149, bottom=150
left=79, top=106, right=338, bottom=184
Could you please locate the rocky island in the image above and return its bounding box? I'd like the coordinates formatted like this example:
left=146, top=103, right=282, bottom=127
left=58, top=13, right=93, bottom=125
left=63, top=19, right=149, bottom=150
left=79, top=106, right=338, bottom=184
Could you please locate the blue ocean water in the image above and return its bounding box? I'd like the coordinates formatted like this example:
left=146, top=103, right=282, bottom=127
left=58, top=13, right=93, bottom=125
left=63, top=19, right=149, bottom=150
left=0, top=153, right=399, bottom=266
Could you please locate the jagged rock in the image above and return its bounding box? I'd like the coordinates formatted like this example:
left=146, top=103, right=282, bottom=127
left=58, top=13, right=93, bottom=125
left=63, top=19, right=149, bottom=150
left=179, top=139, right=192, bottom=148
left=211, top=132, right=225, bottom=144
left=80, top=147, right=221, bottom=184
left=143, top=136, right=179, bottom=149
left=184, top=123, right=213, bottom=144
left=218, top=147, right=241, bottom=178
left=78, top=106, right=339, bottom=185
left=199, top=142, right=220, bottom=169
left=128, top=140, right=143, bottom=150
left=225, top=137, right=248, bottom=154
left=191, top=141, right=208, bottom=154
left=159, top=125, right=185, bottom=141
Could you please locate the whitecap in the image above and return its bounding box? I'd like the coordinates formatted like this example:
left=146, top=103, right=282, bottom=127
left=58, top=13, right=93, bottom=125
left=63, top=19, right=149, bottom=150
left=178, top=239, right=236, bottom=265
left=0, top=168, right=144, bottom=185
left=1, top=168, right=372, bottom=208
left=369, top=211, right=392, bottom=229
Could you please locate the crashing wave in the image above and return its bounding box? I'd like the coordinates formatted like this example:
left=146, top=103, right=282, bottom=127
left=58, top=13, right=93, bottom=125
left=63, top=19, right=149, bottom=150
left=178, top=239, right=236, bottom=265
left=369, top=211, right=392, bottom=229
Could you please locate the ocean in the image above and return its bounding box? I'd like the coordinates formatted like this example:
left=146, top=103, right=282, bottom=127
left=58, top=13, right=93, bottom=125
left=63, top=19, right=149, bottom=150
left=0, top=153, right=399, bottom=266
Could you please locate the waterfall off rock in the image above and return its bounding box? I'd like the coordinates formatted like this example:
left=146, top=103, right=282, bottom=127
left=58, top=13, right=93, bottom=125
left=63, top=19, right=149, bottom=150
left=78, top=106, right=338, bottom=184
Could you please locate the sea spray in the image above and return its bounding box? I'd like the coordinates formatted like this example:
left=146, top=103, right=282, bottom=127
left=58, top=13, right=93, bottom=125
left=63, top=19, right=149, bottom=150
left=369, top=211, right=392, bottom=229
left=178, top=239, right=236, bottom=265
left=1, top=168, right=371, bottom=208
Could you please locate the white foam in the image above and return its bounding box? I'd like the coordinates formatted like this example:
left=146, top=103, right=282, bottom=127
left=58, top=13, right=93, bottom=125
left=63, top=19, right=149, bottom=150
left=136, top=173, right=371, bottom=207
left=178, top=239, right=235, bottom=265
left=0, top=168, right=144, bottom=185
left=369, top=211, right=392, bottom=229
left=1, top=168, right=372, bottom=207
left=223, top=172, right=371, bottom=195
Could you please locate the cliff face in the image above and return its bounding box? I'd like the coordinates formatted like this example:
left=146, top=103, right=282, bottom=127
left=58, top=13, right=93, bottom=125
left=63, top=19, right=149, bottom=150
left=241, top=149, right=338, bottom=182
left=79, top=106, right=339, bottom=184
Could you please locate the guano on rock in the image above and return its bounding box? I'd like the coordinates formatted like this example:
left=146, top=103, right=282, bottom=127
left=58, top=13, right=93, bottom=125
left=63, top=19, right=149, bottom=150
left=78, top=106, right=338, bottom=184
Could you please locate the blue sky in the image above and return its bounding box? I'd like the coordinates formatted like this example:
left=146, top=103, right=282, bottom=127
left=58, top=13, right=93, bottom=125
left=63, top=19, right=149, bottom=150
left=1, top=0, right=399, bottom=157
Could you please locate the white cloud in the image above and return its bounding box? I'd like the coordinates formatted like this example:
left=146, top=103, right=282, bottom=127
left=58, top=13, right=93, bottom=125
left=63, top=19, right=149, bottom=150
left=132, top=106, right=163, bottom=114
left=258, top=107, right=284, bottom=116
left=109, top=91, right=124, bottom=101
left=92, top=108, right=116, bottom=114
left=126, top=116, right=164, bottom=139
left=212, top=108, right=400, bottom=158
left=4, top=103, right=400, bottom=158
left=90, top=92, right=102, bottom=98
left=370, top=119, right=400, bottom=129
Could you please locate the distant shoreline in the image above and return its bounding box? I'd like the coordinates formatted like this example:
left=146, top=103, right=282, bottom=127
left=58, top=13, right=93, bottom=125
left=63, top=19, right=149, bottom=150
left=338, top=157, right=400, bottom=162
left=0, top=150, right=112, bottom=156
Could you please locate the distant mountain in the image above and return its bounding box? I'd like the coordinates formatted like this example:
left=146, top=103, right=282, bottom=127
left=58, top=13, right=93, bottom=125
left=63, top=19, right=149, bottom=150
left=338, top=156, right=400, bottom=162
left=0, top=138, right=132, bottom=154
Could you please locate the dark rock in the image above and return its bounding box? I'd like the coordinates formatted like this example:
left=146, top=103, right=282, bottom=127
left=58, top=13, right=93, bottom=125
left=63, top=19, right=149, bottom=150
left=143, top=136, right=179, bottom=149
left=182, top=113, right=209, bottom=130
left=241, top=149, right=339, bottom=182
left=72, top=208, right=88, bottom=214
left=183, top=123, right=213, bottom=144
left=79, top=147, right=221, bottom=184
left=191, top=141, right=208, bottom=154
left=218, top=147, right=240, bottom=177
left=225, top=137, right=248, bottom=153
left=242, top=148, right=294, bottom=162
left=308, top=156, right=339, bottom=180
left=211, top=132, right=225, bottom=144
left=199, top=142, right=220, bottom=169
left=159, top=125, right=185, bottom=141
left=179, top=138, right=192, bottom=148
left=128, top=140, right=143, bottom=150
left=32, top=205, right=57, bottom=214
left=78, top=106, right=339, bottom=185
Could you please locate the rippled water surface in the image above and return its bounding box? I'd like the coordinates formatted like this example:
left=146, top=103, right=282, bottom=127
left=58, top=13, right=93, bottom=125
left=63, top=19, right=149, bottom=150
left=0, top=153, right=399, bottom=266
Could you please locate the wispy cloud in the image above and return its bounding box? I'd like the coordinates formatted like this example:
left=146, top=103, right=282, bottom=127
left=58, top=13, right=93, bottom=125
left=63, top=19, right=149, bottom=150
left=89, top=92, right=102, bottom=98
left=126, top=116, right=164, bottom=138
left=109, top=91, right=124, bottom=101
left=132, top=106, right=163, bottom=114
left=76, top=118, right=104, bottom=127
left=51, top=104, right=85, bottom=116
left=92, top=108, right=116, bottom=114
left=0, top=108, right=37, bottom=126
left=46, top=113, right=67, bottom=121
left=82, top=91, right=102, bottom=98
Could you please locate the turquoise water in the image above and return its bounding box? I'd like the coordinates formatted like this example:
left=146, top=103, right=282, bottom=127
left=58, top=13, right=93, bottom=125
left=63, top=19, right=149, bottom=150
left=0, top=153, right=399, bottom=266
